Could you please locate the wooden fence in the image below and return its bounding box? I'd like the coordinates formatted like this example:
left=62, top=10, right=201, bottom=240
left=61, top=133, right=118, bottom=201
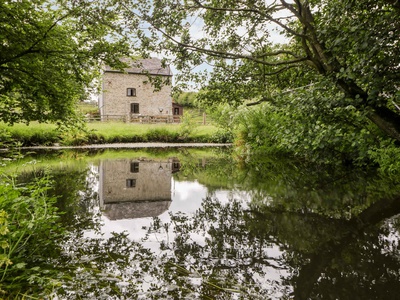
left=87, top=112, right=210, bottom=125
left=86, top=114, right=181, bottom=123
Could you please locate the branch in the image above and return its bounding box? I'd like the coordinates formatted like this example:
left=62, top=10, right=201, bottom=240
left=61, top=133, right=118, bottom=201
left=0, top=13, right=70, bottom=65
left=192, top=0, right=282, bottom=16
left=246, top=83, right=319, bottom=106
left=128, top=8, right=309, bottom=67
left=187, top=0, right=305, bottom=38
left=254, top=49, right=304, bottom=59
left=246, top=96, right=275, bottom=106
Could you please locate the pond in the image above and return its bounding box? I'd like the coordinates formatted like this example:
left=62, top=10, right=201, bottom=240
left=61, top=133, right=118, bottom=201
left=3, top=147, right=400, bottom=299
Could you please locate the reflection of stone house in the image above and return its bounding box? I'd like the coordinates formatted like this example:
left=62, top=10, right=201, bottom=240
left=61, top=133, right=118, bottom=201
left=99, top=58, right=174, bottom=122
left=99, top=158, right=180, bottom=220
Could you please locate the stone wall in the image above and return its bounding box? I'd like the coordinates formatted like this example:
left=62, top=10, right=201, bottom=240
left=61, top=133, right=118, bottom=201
left=100, top=72, right=173, bottom=120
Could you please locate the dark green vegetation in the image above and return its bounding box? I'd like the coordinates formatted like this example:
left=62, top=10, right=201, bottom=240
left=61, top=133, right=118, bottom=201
left=0, top=0, right=131, bottom=124
left=0, top=171, right=65, bottom=297
left=1, top=0, right=399, bottom=171
left=173, top=91, right=198, bottom=108
left=0, top=0, right=400, bottom=170
left=1, top=1, right=400, bottom=298
left=0, top=148, right=399, bottom=298
left=121, top=0, right=400, bottom=171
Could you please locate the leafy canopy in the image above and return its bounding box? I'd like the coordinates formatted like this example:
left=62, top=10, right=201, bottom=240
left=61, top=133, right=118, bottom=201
left=0, top=0, right=132, bottom=124
left=118, top=0, right=400, bottom=142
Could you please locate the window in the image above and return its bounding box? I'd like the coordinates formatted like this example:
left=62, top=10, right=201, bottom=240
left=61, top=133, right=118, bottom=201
left=174, top=107, right=180, bottom=115
left=173, top=162, right=180, bottom=172
left=131, top=103, right=139, bottom=114
left=126, top=179, right=136, bottom=188
left=130, top=162, right=139, bottom=173
left=127, top=88, right=136, bottom=97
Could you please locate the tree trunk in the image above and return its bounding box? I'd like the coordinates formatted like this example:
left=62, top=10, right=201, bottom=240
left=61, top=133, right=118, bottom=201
left=298, top=2, right=400, bottom=142
left=367, top=106, right=400, bottom=141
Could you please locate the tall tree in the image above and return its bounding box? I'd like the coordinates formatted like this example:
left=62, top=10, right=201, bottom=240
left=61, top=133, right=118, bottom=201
left=0, top=0, right=131, bottom=124
left=121, top=0, right=400, bottom=141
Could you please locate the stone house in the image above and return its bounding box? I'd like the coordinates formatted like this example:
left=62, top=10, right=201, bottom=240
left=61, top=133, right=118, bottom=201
left=99, top=58, right=174, bottom=122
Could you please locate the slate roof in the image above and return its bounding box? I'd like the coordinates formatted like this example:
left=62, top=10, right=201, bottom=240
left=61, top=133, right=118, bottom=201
left=103, top=200, right=172, bottom=220
left=104, top=57, right=173, bottom=76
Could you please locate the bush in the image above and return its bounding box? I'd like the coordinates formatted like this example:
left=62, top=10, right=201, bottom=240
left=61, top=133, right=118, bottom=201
left=179, top=112, right=198, bottom=139
left=0, top=124, right=59, bottom=147
left=145, top=128, right=179, bottom=142
left=210, top=129, right=234, bottom=143
left=0, top=171, right=64, bottom=297
left=173, top=91, right=198, bottom=108
left=233, top=101, right=378, bottom=165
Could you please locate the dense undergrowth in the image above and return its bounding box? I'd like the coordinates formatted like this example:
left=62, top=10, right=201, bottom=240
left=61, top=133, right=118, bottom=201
left=0, top=166, right=65, bottom=298
left=230, top=103, right=400, bottom=178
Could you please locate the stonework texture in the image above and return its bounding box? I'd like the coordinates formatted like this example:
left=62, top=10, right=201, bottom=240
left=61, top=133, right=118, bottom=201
left=101, top=72, right=173, bottom=120
left=99, top=159, right=173, bottom=203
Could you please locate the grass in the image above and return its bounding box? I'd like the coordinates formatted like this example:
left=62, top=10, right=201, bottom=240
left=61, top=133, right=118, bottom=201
left=87, top=122, right=175, bottom=138
left=0, top=122, right=59, bottom=146
left=0, top=121, right=225, bottom=147
left=77, top=102, right=99, bottom=114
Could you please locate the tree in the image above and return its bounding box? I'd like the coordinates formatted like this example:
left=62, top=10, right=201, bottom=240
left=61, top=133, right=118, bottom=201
left=120, top=0, right=400, bottom=142
left=0, top=0, right=132, bottom=124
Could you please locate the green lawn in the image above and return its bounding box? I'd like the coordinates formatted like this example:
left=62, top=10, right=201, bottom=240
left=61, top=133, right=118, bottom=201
left=87, top=122, right=217, bottom=138
left=0, top=121, right=224, bottom=146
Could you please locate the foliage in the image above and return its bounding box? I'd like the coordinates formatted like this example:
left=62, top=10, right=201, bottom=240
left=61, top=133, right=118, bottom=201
left=118, top=0, right=400, bottom=161
left=173, top=91, right=198, bottom=108
left=0, top=129, right=15, bottom=149
left=202, top=103, right=235, bottom=143
left=179, top=111, right=199, bottom=139
left=0, top=122, right=58, bottom=147
left=0, top=170, right=64, bottom=297
left=210, top=129, right=234, bottom=143
left=0, top=0, right=132, bottom=124
left=232, top=82, right=380, bottom=165
left=56, top=121, right=94, bottom=146
left=146, top=127, right=180, bottom=142
left=367, top=139, right=400, bottom=178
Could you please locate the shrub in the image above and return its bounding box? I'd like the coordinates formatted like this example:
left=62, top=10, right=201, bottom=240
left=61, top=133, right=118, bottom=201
left=179, top=112, right=198, bottom=139
left=210, top=129, right=234, bottom=143
left=145, top=128, right=179, bottom=142
left=0, top=171, right=64, bottom=297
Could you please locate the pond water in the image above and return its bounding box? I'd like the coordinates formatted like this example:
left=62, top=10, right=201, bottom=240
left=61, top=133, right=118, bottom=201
left=5, top=147, right=400, bottom=299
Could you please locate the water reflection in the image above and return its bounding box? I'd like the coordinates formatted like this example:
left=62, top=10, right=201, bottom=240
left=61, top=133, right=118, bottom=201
left=99, top=158, right=180, bottom=220
left=6, top=149, right=400, bottom=299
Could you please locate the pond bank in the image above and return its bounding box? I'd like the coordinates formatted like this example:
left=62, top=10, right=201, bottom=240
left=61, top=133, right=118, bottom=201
left=14, top=142, right=232, bottom=150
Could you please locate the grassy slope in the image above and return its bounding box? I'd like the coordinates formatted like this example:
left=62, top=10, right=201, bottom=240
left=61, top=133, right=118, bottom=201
left=0, top=121, right=221, bottom=146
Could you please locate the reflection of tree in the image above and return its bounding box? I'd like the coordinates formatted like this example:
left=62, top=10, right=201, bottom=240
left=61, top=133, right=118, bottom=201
left=18, top=164, right=101, bottom=232
left=56, top=231, right=151, bottom=299
left=179, top=153, right=400, bottom=219
left=146, top=197, right=286, bottom=299
left=289, top=195, right=400, bottom=300
left=11, top=151, right=400, bottom=299
left=145, top=194, right=400, bottom=299
left=53, top=153, right=400, bottom=299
